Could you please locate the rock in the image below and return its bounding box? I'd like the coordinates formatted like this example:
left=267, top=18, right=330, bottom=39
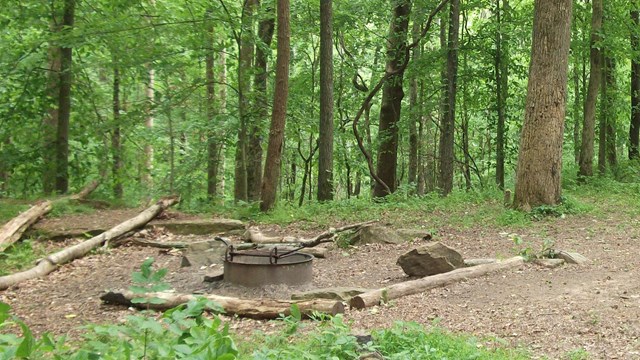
left=358, top=352, right=383, bottom=360
left=180, top=240, right=228, bottom=267
left=152, top=219, right=245, bottom=235
left=396, top=242, right=464, bottom=276
left=396, top=229, right=433, bottom=242
left=533, top=258, right=565, bottom=268
left=203, top=271, right=224, bottom=282
left=348, top=225, right=404, bottom=245
left=291, top=287, right=370, bottom=301
left=555, top=250, right=589, bottom=265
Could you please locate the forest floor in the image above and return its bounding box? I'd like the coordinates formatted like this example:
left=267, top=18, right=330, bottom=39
left=1, top=206, right=639, bottom=359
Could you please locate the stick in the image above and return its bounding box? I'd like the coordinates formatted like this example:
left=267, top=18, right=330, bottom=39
left=101, top=290, right=345, bottom=320
left=299, top=220, right=377, bottom=248
left=350, top=256, right=524, bottom=309
left=0, top=196, right=178, bottom=290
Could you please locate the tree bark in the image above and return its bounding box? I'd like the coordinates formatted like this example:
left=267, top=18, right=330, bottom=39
left=408, top=19, right=420, bottom=188
left=142, top=0, right=156, bottom=186
left=0, top=197, right=178, bottom=290
left=260, top=0, right=290, bottom=211
left=513, top=0, right=572, bottom=210
left=55, top=0, right=75, bottom=194
left=604, top=56, right=617, bottom=168
left=437, top=0, right=459, bottom=196
left=235, top=0, right=257, bottom=203
left=373, top=0, right=412, bottom=198
left=350, top=256, right=524, bottom=309
left=248, top=4, right=275, bottom=202
left=578, top=0, right=603, bottom=178
left=630, top=7, right=640, bottom=160
left=101, top=290, right=344, bottom=320
left=317, top=0, right=334, bottom=201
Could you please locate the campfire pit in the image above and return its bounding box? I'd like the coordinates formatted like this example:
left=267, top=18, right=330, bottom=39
left=223, top=246, right=314, bottom=287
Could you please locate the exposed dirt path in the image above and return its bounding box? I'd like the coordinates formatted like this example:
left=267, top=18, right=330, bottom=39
left=1, top=209, right=639, bottom=359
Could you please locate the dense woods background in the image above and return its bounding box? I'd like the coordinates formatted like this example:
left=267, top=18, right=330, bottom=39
left=1, top=0, right=638, bottom=211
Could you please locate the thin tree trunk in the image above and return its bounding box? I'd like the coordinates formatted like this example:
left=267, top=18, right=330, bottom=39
left=461, top=13, right=471, bottom=190
left=373, top=0, right=412, bottom=197
left=217, top=52, right=227, bottom=198
left=235, top=0, right=257, bottom=203
left=573, top=58, right=582, bottom=164
left=55, top=0, right=75, bottom=194
left=206, top=10, right=219, bottom=199
left=317, top=0, right=334, bottom=201
left=513, top=0, right=572, bottom=209
left=112, top=67, right=123, bottom=199
left=494, top=0, right=507, bottom=189
left=630, top=7, right=640, bottom=160
left=605, top=56, right=617, bottom=168
left=260, top=0, right=290, bottom=211
left=578, top=0, right=603, bottom=178
left=438, top=0, right=459, bottom=196
left=408, top=20, right=420, bottom=188
left=43, top=8, right=62, bottom=195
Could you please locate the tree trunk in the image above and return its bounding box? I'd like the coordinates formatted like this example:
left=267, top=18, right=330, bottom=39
left=373, top=0, right=412, bottom=198
left=43, top=7, right=62, bottom=195
left=494, top=0, right=507, bottom=189
left=317, top=0, right=334, bottom=201
left=437, top=0, right=459, bottom=196
left=260, top=0, right=290, bottom=211
left=206, top=11, right=220, bottom=199
left=408, top=20, right=420, bottom=188
left=143, top=0, right=156, bottom=187
left=578, top=0, right=603, bottom=178
left=235, top=0, right=257, bottom=203
left=350, top=256, right=524, bottom=309
left=55, top=0, right=75, bottom=194
left=513, top=0, right=572, bottom=210
left=101, top=290, right=343, bottom=320
left=112, top=67, right=123, bottom=199
left=248, top=4, right=275, bottom=202
left=604, top=56, right=617, bottom=168
left=573, top=57, right=582, bottom=165
left=630, top=7, right=640, bottom=160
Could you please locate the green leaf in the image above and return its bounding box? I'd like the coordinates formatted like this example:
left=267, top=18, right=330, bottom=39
left=290, top=304, right=302, bottom=322
left=15, top=321, right=35, bottom=357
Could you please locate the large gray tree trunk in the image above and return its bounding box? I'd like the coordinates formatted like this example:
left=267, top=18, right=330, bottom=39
left=317, top=0, right=334, bottom=201
left=513, top=0, right=572, bottom=209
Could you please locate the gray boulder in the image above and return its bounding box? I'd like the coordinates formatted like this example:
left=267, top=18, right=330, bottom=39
left=348, top=225, right=404, bottom=245
left=397, top=242, right=464, bottom=276
left=181, top=240, right=228, bottom=267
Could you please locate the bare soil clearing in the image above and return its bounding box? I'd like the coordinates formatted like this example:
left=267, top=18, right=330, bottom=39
left=1, top=209, right=640, bottom=359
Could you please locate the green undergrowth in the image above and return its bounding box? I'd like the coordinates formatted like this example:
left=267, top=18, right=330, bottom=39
left=0, top=299, right=535, bottom=360
left=0, top=202, right=29, bottom=224
left=0, top=240, right=47, bottom=276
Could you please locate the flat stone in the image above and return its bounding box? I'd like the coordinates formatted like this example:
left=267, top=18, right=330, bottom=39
left=396, top=242, right=464, bottom=276
left=151, top=219, right=245, bottom=235
left=290, top=287, right=370, bottom=301
left=348, top=225, right=404, bottom=245
left=203, top=272, right=224, bottom=282
left=180, top=240, right=228, bottom=267
left=555, top=250, right=589, bottom=265
left=534, top=258, right=565, bottom=268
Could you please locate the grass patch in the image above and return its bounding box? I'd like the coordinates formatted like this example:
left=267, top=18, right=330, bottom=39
left=49, top=200, right=96, bottom=218
left=0, top=201, right=29, bottom=224
left=0, top=240, right=46, bottom=276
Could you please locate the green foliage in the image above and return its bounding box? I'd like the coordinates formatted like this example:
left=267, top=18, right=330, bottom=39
left=512, top=236, right=556, bottom=261
left=129, top=257, right=171, bottom=305
left=0, top=201, right=28, bottom=224
left=0, top=240, right=46, bottom=276
left=49, top=201, right=95, bottom=218
left=371, top=322, right=529, bottom=360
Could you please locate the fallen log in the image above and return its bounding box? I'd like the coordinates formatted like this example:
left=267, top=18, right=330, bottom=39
left=0, top=179, right=102, bottom=252
left=0, top=196, right=178, bottom=291
left=350, top=256, right=525, bottom=309
left=101, top=290, right=345, bottom=320
left=0, top=202, right=52, bottom=252
left=246, top=221, right=377, bottom=248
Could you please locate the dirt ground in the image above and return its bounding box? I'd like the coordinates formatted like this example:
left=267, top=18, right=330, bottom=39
left=1, top=209, right=639, bottom=359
